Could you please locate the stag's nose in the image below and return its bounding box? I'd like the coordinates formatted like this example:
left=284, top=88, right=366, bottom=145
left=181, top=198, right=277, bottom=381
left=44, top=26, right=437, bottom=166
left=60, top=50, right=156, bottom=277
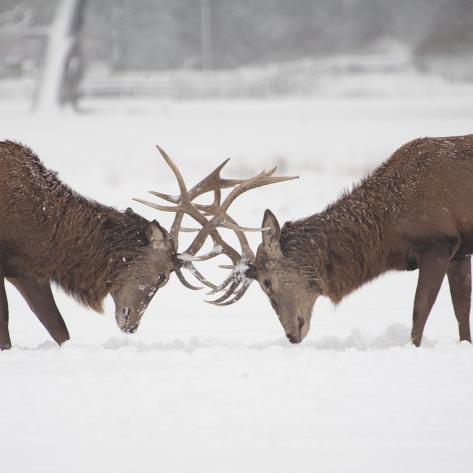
left=287, top=333, right=301, bottom=344
left=287, top=317, right=305, bottom=344
left=121, top=324, right=139, bottom=334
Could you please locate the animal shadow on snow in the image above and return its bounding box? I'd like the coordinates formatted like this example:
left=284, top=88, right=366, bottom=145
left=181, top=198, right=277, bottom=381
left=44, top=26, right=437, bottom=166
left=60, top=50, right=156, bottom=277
left=99, top=323, right=427, bottom=353
left=7, top=323, right=436, bottom=352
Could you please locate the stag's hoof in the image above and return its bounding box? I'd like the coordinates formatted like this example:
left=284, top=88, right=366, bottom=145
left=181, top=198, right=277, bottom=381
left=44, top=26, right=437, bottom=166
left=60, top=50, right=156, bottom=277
left=0, top=343, right=12, bottom=351
left=57, top=336, right=71, bottom=346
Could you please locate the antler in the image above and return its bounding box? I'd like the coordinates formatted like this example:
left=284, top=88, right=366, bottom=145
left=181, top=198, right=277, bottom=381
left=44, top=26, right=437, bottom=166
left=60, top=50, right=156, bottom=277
left=134, top=146, right=243, bottom=290
left=187, top=167, right=297, bottom=305
left=134, top=146, right=298, bottom=305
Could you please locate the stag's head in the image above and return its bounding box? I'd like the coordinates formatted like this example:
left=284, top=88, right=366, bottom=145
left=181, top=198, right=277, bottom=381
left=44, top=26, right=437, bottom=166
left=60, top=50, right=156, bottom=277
left=251, top=210, right=321, bottom=343
left=111, top=219, right=176, bottom=333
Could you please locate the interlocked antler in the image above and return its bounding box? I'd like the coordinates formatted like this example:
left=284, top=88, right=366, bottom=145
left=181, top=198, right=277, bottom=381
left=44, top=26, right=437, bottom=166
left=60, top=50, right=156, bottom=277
left=134, top=146, right=242, bottom=290
left=180, top=168, right=298, bottom=305
left=134, top=146, right=298, bottom=305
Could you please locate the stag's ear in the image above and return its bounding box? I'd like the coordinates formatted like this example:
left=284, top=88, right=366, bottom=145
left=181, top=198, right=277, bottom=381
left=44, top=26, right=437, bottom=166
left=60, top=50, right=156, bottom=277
left=146, top=221, right=170, bottom=250
left=262, top=209, right=281, bottom=253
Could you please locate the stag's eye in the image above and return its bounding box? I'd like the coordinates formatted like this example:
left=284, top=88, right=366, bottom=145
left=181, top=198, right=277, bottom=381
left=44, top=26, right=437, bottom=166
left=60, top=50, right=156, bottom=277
left=263, top=279, right=272, bottom=291
left=308, top=279, right=320, bottom=291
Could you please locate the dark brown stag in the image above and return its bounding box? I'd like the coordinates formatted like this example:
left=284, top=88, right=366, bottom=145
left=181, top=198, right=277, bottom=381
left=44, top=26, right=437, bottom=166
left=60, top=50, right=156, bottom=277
left=147, top=135, right=473, bottom=347
left=0, top=141, right=179, bottom=349
left=0, top=141, right=291, bottom=349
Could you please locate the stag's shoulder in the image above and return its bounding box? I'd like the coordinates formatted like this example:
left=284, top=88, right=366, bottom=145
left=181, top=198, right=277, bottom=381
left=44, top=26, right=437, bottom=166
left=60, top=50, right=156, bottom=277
left=1, top=141, right=67, bottom=190
left=0, top=140, right=42, bottom=165
left=0, top=140, right=56, bottom=180
left=385, top=134, right=473, bottom=167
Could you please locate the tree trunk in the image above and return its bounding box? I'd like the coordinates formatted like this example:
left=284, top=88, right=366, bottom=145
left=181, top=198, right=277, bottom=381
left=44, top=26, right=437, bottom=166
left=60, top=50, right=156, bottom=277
left=35, top=0, right=86, bottom=111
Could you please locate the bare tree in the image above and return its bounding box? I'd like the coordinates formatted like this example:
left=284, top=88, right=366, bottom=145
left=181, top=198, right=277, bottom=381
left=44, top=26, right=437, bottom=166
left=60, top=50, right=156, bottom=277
left=35, top=0, right=87, bottom=111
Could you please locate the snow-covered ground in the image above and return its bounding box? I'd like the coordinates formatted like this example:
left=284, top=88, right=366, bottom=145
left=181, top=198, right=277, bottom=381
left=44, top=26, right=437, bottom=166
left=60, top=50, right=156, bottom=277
left=1, top=94, right=473, bottom=472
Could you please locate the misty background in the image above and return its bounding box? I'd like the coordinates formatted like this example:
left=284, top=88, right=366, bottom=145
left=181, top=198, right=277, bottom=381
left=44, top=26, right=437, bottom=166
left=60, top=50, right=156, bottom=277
left=1, top=0, right=472, bottom=106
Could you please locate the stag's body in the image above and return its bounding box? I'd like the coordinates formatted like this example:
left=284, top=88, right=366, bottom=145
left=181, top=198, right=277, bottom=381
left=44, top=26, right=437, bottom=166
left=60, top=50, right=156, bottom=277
left=0, top=141, right=175, bottom=349
left=256, top=135, right=473, bottom=345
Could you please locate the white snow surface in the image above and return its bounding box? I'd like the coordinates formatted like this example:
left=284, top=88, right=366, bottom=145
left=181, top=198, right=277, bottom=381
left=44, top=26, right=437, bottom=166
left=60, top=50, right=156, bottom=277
left=1, top=95, right=473, bottom=472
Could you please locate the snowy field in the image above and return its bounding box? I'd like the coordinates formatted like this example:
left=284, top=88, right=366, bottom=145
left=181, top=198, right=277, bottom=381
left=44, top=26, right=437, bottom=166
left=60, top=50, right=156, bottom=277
left=1, top=93, right=473, bottom=472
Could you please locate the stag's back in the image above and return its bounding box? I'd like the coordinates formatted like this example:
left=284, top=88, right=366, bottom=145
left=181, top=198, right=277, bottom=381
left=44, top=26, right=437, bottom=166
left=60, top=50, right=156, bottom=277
left=0, top=141, right=100, bottom=276
left=334, top=135, right=473, bottom=236
left=381, top=135, right=473, bottom=234
left=0, top=141, right=57, bottom=243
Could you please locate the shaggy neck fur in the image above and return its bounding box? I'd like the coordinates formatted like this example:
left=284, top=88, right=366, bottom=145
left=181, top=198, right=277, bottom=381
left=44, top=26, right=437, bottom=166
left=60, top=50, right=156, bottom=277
left=279, top=172, right=402, bottom=303
left=49, top=200, right=149, bottom=311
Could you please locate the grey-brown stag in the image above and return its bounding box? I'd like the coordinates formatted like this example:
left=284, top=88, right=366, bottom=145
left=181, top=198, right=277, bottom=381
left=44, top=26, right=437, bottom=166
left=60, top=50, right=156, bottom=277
left=152, top=135, right=473, bottom=347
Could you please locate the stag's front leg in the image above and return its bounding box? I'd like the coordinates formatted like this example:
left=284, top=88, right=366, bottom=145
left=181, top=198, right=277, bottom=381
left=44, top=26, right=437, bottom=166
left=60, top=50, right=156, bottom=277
left=447, top=256, right=472, bottom=343
left=8, top=277, right=70, bottom=346
left=0, top=275, right=11, bottom=350
left=411, top=251, right=451, bottom=347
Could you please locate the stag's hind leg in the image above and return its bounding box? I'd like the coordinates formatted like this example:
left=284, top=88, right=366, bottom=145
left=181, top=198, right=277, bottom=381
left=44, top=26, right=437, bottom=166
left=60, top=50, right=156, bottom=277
left=8, top=276, right=70, bottom=346
left=447, top=256, right=472, bottom=342
left=411, top=250, right=451, bottom=347
left=0, top=275, right=11, bottom=350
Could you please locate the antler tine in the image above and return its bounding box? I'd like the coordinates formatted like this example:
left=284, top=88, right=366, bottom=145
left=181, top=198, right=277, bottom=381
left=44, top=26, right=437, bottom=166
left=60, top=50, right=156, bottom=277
left=155, top=145, right=189, bottom=200
left=206, top=280, right=241, bottom=305
left=170, top=211, right=184, bottom=248
left=175, top=267, right=202, bottom=290
left=206, top=271, right=235, bottom=295
left=170, top=212, right=218, bottom=290
left=181, top=261, right=217, bottom=290
left=148, top=191, right=179, bottom=203
left=187, top=158, right=244, bottom=210
left=189, top=159, right=244, bottom=193
left=222, top=213, right=255, bottom=260
left=207, top=279, right=252, bottom=306
left=220, top=171, right=299, bottom=215
left=132, top=198, right=177, bottom=212
left=179, top=243, right=224, bottom=262
left=221, top=221, right=270, bottom=233
left=220, top=280, right=252, bottom=306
